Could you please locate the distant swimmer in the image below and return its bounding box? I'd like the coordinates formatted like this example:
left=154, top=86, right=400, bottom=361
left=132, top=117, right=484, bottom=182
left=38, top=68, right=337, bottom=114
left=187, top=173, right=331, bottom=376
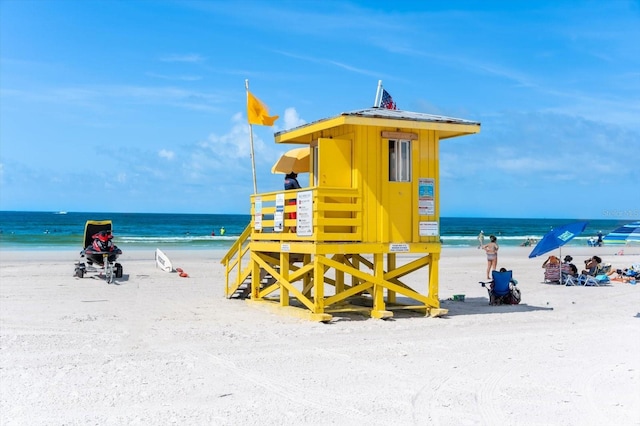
left=211, top=230, right=216, bottom=236
left=220, top=227, right=225, bottom=236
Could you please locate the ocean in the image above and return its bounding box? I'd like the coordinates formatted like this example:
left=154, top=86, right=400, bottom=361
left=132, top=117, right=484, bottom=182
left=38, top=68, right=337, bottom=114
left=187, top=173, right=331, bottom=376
left=0, top=211, right=630, bottom=251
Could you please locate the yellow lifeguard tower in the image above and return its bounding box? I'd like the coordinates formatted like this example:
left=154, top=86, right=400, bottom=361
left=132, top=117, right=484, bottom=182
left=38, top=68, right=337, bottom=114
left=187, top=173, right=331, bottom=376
left=222, top=108, right=480, bottom=321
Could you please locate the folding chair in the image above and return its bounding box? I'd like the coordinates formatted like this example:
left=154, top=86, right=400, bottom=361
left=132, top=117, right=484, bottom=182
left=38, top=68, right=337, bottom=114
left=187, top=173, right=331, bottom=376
left=480, top=270, right=520, bottom=305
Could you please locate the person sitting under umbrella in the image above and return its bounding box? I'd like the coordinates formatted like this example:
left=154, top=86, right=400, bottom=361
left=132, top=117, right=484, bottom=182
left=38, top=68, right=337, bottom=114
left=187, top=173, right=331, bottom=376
left=542, top=255, right=562, bottom=282
left=563, top=255, right=578, bottom=277
left=284, top=172, right=301, bottom=190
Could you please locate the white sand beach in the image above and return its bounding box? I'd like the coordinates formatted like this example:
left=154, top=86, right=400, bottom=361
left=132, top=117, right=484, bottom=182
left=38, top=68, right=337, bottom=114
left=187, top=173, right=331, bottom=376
left=1, top=246, right=639, bottom=425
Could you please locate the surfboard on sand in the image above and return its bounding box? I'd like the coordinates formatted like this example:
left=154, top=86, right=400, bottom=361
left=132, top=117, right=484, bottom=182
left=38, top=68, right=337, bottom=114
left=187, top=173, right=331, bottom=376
left=155, top=248, right=174, bottom=272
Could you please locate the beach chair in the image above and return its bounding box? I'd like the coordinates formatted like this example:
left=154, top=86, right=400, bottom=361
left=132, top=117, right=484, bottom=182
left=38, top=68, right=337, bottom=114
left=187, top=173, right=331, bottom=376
left=544, top=263, right=561, bottom=283
left=564, top=273, right=580, bottom=286
left=577, top=264, right=611, bottom=286
left=544, top=263, right=572, bottom=284
left=480, top=270, right=521, bottom=305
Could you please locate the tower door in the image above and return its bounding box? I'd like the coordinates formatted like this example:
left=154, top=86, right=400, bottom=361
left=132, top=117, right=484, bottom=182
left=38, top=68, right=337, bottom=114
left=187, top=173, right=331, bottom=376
left=384, top=139, right=413, bottom=242
left=315, top=138, right=353, bottom=234
left=316, top=138, right=352, bottom=188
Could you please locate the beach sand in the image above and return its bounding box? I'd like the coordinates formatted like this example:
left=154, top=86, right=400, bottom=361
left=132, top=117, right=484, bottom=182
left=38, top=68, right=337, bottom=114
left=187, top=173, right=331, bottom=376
left=1, top=246, right=639, bottom=425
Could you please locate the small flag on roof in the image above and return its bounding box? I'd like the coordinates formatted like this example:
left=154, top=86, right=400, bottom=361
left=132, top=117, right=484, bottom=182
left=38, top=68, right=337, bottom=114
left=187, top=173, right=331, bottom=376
left=380, top=89, right=397, bottom=110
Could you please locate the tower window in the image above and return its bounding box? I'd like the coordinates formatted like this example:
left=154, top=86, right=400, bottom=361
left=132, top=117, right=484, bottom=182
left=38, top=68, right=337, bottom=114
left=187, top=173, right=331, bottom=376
left=389, top=139, right=411, bottom=182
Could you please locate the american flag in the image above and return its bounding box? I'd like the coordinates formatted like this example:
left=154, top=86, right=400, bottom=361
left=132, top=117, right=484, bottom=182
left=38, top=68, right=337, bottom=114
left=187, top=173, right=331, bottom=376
left=380, top=89, right=397, bottom=110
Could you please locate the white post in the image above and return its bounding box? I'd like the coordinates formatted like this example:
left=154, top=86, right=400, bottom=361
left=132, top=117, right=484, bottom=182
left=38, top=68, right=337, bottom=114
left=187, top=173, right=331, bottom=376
left=373, top=80, right=382, bottom=107
left=245, top=79, right=258, bottom=194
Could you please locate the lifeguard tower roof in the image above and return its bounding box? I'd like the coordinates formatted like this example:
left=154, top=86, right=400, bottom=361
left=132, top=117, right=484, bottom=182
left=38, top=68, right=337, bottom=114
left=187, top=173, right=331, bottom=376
left=275, top=107, right=481, bottom=144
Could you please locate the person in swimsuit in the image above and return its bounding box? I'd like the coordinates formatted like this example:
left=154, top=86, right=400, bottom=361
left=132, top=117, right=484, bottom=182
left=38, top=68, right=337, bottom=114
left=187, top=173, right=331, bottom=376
left=581, top=256, right=602, bottom=276
left=482, top=235, right=499, bottom=279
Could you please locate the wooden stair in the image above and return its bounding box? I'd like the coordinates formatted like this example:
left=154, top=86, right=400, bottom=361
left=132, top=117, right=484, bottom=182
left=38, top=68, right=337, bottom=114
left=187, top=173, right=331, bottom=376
left=230, top=266, right=279, bottom=299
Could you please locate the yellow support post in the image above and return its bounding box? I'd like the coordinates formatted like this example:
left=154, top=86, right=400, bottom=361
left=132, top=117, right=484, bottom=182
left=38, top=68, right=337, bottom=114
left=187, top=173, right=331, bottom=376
left=251, top=256, right=261, bottom=300
left=371, top=253, right=392, bottom=319
left=427, top=252, right=447, bottom=317
left=313, top=256, right=324, bottom=314
left=387, top=253, right=396, bottom=304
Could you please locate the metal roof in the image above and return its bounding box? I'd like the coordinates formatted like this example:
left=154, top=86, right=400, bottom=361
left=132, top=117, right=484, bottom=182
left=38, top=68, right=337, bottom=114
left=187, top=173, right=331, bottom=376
left=339, top=108, right=480, bottom=125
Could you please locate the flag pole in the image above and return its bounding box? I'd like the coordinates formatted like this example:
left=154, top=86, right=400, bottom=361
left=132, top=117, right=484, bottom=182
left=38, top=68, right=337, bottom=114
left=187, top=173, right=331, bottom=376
left=245, top=79, right=258, bottom=194
left=374, top=80, right=382, bottom=107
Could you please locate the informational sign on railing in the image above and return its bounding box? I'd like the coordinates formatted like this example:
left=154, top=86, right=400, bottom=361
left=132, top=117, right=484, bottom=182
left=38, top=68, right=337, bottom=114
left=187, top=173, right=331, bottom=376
left=254, top=197, right=262, bottom=231
left=274, top=193, right=284, bottom=232
left=296, top=190, right=313, bottom=236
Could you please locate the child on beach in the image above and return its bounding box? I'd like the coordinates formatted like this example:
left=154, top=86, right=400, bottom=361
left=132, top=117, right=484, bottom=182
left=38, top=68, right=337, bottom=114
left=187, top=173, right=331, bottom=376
left=482, top=235, right=499, bottom=279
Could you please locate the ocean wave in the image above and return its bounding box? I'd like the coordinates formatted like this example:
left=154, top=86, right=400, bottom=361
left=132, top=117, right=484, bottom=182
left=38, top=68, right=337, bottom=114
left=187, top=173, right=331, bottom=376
left=118, top=235, right=238, bottom=243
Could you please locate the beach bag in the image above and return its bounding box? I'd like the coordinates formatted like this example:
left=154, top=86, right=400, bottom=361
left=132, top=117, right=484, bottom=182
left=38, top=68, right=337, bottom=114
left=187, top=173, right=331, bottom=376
left=507, top=285, right=521, bottom=305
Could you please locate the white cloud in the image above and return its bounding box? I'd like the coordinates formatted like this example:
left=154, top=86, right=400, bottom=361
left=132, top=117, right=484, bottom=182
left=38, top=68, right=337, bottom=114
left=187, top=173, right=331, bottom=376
left=159, top=149, right=175, bottom=160
left=200, top=113, right=253, bottom=159
left=146, top=72, right=203, bottom=81
left=159, top=54, right=206, bottom=63
left=1, top=85, right=224, bottom=114
left=282, top=107, right=306, bottom=131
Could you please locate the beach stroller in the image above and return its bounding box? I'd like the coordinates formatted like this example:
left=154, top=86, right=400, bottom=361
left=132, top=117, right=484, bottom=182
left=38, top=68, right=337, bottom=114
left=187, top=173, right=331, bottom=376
left=74, top=220, right=123, bottom=283
left=480, top=270, right=521, bottom=305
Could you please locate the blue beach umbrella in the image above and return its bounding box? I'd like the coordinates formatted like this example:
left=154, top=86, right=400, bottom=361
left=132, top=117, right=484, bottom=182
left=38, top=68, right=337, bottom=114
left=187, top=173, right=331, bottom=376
left=528, top=221, right=589, bottom=259
left=603, top=221, right=640, bottom=243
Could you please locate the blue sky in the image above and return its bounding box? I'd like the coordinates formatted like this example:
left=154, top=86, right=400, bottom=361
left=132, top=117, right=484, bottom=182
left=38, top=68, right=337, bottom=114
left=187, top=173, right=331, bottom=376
left=1, top=0, right=639, bottom=219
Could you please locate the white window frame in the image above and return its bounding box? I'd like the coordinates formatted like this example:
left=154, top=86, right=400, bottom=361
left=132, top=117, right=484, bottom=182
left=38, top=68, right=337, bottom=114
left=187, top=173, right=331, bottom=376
left=389, top=139, right=411, bottom=182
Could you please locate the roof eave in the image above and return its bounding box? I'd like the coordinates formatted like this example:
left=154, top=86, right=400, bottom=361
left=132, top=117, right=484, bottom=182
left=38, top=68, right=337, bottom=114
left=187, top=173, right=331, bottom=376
left=275, top=114, right=480, bottom=144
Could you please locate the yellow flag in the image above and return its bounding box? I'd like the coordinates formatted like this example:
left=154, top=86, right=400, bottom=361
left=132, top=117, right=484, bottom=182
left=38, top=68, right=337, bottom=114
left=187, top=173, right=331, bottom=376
left=247, top=91, right=278, bottom=126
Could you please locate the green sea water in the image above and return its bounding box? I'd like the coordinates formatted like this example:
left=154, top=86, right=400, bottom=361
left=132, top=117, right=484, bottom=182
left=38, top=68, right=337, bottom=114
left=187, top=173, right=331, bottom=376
left=0, top=211, right=630, bottom=251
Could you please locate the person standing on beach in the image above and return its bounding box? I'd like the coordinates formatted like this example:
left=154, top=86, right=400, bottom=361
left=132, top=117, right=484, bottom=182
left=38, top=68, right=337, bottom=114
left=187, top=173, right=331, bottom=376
left=477, top=230, right=484, bottom=249
left=482, top=235, right=499, bottom=279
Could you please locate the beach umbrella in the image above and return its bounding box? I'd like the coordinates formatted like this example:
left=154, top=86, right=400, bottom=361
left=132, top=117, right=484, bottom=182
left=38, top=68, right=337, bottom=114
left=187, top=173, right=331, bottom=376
left=528, top=221, right=588, bottom=259
left=271, top=147, right=310, bottom=174
left=603, top=221, right=640, bottom=243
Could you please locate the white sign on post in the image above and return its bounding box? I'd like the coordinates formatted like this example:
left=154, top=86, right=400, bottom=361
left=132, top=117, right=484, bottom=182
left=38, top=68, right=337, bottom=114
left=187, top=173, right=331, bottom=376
left=418, top=178, right=435, bottom=216
left=296, top=190, right=313, bottom=236
left=389, top=243, right=410, bottom=252
left=254, top=197, right=262, bottom=231
left=419, top=221, right=439, bottom=236
left=274, top=193, right=285, bottom=232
